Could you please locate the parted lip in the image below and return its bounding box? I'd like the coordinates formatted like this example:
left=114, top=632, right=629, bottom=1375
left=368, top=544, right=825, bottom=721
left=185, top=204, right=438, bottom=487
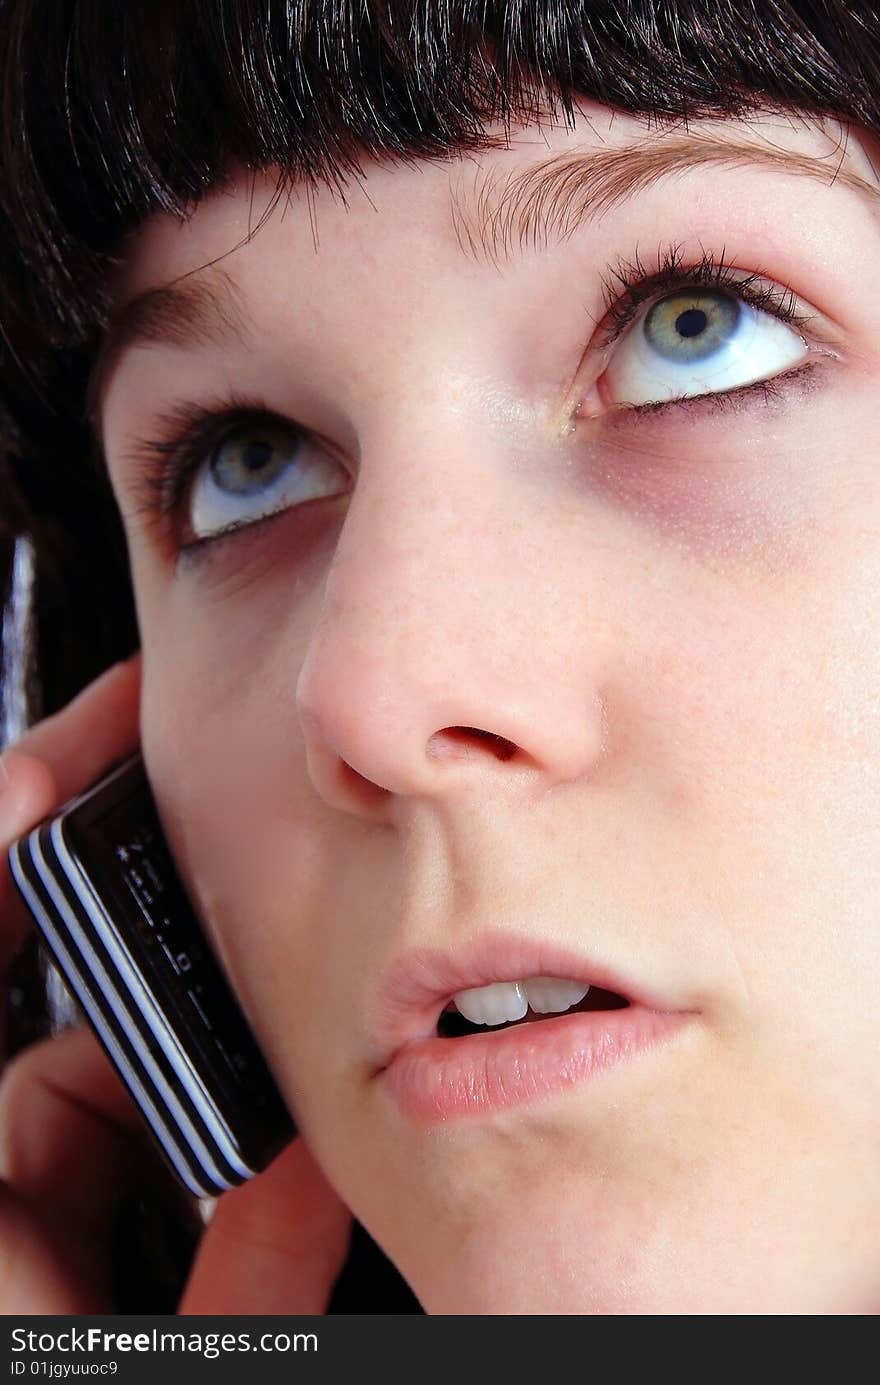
left=368, top=927, right=694, bottom=1072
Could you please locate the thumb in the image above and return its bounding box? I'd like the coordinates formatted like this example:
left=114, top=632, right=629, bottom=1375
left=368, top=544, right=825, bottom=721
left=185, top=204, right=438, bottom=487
left=178, top=1137, right=352, bottom=1315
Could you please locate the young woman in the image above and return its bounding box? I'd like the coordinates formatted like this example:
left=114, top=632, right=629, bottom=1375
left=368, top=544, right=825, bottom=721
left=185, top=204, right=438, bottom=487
left=1, top=0, right=880, bottom=1314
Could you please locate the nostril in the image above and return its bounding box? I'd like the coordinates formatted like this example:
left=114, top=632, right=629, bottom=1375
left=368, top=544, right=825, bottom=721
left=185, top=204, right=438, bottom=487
left=427, top=727, right=519, bottom=762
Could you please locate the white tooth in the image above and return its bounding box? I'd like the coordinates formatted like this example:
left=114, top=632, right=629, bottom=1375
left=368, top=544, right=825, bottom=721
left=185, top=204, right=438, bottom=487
left=522, top=976, right=590, bottom=1014
left=453, top=980, right=529, bottom=1027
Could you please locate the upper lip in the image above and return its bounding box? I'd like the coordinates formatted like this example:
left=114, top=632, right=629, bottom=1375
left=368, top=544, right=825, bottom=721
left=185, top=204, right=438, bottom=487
left=367, top=927, right=693, bottom=1072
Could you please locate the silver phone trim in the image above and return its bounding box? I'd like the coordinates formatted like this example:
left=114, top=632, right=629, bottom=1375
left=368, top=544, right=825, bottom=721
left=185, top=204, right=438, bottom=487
left=50, top=815, right=252, bottom=1180
left=9, top=838, right=218, bottom=1198
left=28, top=827, right=240, bottom=1192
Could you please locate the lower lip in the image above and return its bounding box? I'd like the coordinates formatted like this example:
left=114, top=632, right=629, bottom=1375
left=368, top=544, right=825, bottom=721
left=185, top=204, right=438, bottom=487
left=380, top=1006, right=691, bottom=1121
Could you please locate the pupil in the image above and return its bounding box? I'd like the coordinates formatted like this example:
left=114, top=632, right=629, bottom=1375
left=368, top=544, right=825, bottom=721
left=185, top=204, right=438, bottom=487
left=675, top=307, right=707, bottom=339
left=242, top=440, right=272, bottom=472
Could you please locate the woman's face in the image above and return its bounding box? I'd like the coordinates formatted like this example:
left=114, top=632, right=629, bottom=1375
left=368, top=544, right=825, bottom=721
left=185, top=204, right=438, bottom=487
left=98, top=98, right=880, bottom=1312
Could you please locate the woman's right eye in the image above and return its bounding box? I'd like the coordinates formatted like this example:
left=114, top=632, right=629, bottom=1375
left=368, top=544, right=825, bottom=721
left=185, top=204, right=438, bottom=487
left=188, top=420, right=349, bottom=542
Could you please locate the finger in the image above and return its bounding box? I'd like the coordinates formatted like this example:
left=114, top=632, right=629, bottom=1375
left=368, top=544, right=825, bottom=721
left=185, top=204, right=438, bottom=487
left=0, top=1025, right=150, bottom=1312
left=1, top=650, right=142, bottom=807
left=0, top=1026, right=144, bottom=1209
left=0, top=652, right=142, bottom=969
left=178, top=1138, right=352, bottom=1315
left=0, top=1181, right=107, bottom=1314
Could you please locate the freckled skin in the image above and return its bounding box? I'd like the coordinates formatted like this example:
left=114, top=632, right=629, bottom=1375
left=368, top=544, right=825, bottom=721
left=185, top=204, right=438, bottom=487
left=99, top=102, right=880, bottom=1313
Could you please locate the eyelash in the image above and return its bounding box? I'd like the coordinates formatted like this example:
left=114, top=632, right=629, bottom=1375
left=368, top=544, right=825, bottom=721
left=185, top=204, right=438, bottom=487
left=596, top=240, right=810, bottom=346
left=126, top=395, right=292, bottom=534
left=125, top=244, right=817, bottom=554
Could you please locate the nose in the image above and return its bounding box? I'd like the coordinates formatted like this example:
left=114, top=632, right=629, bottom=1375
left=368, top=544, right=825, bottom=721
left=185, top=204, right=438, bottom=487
left=295, top=418, right=609, bottom=820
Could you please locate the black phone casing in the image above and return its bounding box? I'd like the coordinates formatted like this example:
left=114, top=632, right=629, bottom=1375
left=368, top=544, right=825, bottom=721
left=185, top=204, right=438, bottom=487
left=7, top=752, right=295, bottom=1198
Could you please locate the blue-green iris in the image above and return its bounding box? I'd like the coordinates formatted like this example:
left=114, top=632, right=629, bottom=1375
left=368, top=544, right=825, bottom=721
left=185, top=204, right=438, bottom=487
left=643, top=291, right=741, bottom=364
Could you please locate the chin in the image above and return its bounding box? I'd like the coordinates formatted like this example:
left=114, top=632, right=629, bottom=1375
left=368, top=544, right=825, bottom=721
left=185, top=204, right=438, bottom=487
left=369, top=1182, right=675, bottom=1315
left=361, top=1167, right=858, bottom=1315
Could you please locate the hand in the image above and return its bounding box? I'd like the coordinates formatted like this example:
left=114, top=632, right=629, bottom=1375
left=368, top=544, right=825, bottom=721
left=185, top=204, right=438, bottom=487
left=0, top=654, right=351, bottom=1313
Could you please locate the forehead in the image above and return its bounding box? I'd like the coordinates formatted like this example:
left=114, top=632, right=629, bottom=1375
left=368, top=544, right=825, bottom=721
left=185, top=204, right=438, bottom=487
left=89, top=98, right=880, bottom=438
left=111, top=100, right=877, bottom=301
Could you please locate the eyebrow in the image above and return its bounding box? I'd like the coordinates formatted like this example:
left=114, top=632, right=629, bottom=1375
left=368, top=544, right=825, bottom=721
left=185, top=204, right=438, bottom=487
left=89, top=132, right=880, bottom=434
left=450, top=131, right=880, bottom=265
left=86, top=267, right=250, bottom=437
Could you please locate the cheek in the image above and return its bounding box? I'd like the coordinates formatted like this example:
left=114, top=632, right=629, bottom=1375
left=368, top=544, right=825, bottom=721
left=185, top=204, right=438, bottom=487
left=139, top=641, right=310, bottom=1009
left=660, top=548, right=880, bottom=1075
left=135, top=534, right=326, bottom=824
left=138, top=645, right=391, bottom=1104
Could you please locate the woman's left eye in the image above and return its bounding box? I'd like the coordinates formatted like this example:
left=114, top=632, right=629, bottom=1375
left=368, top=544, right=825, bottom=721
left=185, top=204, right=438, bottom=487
left=599, top=287, right=809, bottom=408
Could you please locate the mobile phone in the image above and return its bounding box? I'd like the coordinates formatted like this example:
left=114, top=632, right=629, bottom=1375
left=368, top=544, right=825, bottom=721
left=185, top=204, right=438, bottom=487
left=7, top=750, right=296, bottom=1199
